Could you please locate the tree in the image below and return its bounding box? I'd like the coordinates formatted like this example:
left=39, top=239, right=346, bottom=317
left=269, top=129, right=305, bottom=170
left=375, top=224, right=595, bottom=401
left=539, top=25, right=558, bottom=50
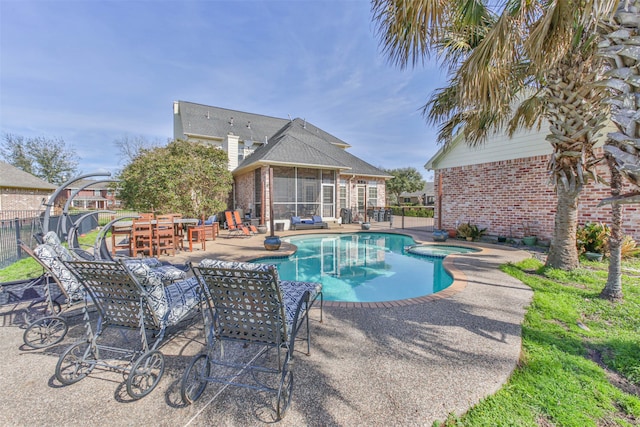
left=372, top=0, right=617, bottom=270
left=117, top=139, right=233, bottom=217
left=385, top=167, right=425, bottom=206
left=113, top=134, right=166, bottom=164
left=1, top=133, right=79, bottom=185
left=596, top=2, right=640, bottom=300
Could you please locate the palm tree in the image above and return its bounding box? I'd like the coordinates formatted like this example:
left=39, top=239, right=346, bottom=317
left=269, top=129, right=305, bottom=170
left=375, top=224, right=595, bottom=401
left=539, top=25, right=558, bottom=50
left=597, top=1, right=640, bottom=300
left=372, top=0, right=617, bottom=270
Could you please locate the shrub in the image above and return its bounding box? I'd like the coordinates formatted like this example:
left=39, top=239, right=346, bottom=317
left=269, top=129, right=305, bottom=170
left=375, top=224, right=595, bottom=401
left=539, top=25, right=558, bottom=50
left=457, top=222, right=486, bottom=241
left=576, top=222, right=610, bottom=255
left=621, top=236, right=640, bottom=259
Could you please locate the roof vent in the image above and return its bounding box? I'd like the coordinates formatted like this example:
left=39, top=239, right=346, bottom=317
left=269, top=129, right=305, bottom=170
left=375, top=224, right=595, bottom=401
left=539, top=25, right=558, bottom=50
left=206, top=110, right=210, bottom=119
left=303, top=118, right=306, bottom=129
left=264, top=136, right=268, bottom=145
left=246, top=121, right=251, bottom=129
left=229, top=117, right=234, bottom=126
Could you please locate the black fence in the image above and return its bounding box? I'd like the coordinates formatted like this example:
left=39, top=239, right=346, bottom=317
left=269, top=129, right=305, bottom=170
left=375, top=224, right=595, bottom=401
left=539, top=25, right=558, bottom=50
left=0, top=216, right=42, bottom=269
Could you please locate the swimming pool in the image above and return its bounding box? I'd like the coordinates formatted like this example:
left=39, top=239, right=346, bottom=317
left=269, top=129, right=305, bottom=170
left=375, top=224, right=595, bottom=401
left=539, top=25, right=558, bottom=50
left=254, top=233, right=470, bottom=303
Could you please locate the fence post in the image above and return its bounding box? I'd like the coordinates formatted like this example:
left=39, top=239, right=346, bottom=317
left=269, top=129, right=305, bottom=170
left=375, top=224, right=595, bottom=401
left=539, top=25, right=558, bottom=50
left=401, top=207, right=405, bottom=229
left=14, top=218, right=22, bottom=259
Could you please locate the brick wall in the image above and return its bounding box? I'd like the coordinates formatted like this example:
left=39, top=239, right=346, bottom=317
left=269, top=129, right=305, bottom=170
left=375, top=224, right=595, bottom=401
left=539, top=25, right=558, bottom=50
left=1, top=188, right=52, bottom=212
left=435, top=151, right=640, bottom=241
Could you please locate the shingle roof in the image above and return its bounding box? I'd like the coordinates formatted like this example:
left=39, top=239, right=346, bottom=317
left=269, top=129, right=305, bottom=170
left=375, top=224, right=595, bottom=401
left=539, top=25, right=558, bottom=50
left=0, top=161, right=56, bottom=190
left=235, top=119, right=391, bottom=178
left=176, top=101, right=351, bottom=147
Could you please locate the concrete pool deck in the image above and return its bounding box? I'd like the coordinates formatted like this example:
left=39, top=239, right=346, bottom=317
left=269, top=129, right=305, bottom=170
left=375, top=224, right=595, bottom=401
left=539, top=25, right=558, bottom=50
left=0, top=222, right=533, bottom=426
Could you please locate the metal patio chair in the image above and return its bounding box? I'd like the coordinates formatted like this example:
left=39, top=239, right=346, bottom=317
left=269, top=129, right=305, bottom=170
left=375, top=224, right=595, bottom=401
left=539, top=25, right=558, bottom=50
left=55, top=259, right=200, bottom=399
left=180, top=259, right=322, bottom=420
left=17, top=240, right=87, bottom=349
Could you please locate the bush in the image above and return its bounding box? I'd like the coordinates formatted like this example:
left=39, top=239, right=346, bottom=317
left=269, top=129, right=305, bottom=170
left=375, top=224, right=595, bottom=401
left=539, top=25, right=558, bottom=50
left=456, top=222, right=486, bottom=241
left=576, top=222, right=610, bottom=255
left=621, top=236, right=640, bottom=259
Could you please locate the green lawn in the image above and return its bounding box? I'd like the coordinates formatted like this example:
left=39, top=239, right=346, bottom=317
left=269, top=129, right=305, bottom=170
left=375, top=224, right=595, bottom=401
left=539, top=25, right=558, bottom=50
left=437, top=257, right=640, bottom=427
left=0, top=229, right=103, bottom=282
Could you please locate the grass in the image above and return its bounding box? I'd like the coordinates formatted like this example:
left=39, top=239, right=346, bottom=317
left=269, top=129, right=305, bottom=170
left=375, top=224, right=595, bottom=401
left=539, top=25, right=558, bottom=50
left=437, top=257, right=640, bottom=427
left=0, top=229, right=102, bottom=282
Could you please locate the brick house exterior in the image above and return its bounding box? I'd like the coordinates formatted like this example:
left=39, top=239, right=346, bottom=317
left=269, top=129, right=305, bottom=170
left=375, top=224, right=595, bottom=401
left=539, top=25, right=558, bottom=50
left=0, top=161, right=56, bottom=218
left=426, top=125, right=640, bottom=242
left=174, top=101, right=391, bottom=230
left=60, top=179, right=121, bottom=211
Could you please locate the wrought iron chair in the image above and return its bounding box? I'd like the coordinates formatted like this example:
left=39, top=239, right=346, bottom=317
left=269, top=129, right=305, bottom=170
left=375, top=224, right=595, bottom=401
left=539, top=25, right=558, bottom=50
left=17, top=240, right=87, bottom=349
left=180, top=259, right=322, bottom=420
left=56, top=259, right=200, bottom=399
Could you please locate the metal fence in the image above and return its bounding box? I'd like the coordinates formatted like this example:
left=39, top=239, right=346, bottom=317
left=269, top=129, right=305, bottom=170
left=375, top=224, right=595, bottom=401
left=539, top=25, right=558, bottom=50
left=0, top=216, right=42, bottom=268
left=0, top=210, right=139, bottom=269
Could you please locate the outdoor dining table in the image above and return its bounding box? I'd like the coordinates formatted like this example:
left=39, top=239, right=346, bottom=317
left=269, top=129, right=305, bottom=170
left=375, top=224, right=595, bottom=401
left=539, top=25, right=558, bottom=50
left=109, top=218, right=199, bottom=256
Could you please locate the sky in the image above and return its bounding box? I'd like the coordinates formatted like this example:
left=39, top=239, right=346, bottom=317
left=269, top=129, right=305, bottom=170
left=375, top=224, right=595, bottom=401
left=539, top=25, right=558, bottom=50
left=1, top=0, right=447, bottom=181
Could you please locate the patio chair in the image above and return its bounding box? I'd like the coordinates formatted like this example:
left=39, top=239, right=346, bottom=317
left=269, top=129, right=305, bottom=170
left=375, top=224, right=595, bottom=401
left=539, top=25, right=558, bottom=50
left=180, top=259, right=322, bottom=420
left=223, top=210, right=250, bottom=238
left=131, top=218, right=154, bottom=257
left=55, top=259, right=200, bottom=399
left=232, top=210, right=258, bottom=234
left=17, top=240, right=86, bottom=349
left=153, top=214, right=176, bottom=256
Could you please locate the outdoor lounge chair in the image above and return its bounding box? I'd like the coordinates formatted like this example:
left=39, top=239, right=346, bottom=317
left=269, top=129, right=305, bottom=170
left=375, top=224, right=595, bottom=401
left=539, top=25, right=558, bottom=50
left=16, top=240, right=86, bottom=349
left=56, top=259, right=200, bottom=399
left=224, top=210, right=250, bottom=238
left=290, top=215, right=328, bottom=231
left=180, top=259, right=323, bottom=420
left=232, top=210, right=258, bottom=234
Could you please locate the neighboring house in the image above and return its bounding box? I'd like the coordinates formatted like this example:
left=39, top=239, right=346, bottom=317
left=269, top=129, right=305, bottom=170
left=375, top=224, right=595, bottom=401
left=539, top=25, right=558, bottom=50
left=425, top=124, right=640, bottom=242
left=174, top=101, right=392, bottom=230
left=399, top=182, right=435, bottom=206
left=59, top=179, right=121, bottom=211
left=0, top=161, right=56, bottom=219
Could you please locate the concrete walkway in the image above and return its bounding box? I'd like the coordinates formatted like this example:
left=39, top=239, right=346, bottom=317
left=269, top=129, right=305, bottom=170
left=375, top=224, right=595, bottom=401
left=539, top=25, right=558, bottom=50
left=0, top=223, right=533, bottom=426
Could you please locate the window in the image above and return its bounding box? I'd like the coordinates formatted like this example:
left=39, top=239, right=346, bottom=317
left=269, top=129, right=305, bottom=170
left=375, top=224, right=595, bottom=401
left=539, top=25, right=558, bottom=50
left=368, top=185, right=378, bottom=208
left=339, top=179, right=347, bottom=211
left=271, top=167, right=335, bottom=219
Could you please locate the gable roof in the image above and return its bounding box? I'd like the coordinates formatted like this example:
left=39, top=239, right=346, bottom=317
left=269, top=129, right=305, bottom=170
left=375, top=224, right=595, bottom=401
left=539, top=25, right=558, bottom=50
left=0, top=161, right=56, bottom=190
left=235, top=119, right=392, bottom=178
left=175, top=101, right=390, bottom=179
left=175, top=101, right=350, bottom=148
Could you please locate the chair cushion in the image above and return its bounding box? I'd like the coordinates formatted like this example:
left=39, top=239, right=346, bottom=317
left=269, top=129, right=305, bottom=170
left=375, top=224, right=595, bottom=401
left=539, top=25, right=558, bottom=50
left=126, top=262, right=198, bottom=327
left=42, top=231, right=74, bottom=262
left=125, top=262, right=169, bottom=321
left=312, top=215, right=323, bottom=224
left=164, top=277, right=200, bottom=326
left=34, top=244, right=83, bottom=299
left=290, top=216, right=301, bottom=225
left=123, top=259, right=186, bottom=282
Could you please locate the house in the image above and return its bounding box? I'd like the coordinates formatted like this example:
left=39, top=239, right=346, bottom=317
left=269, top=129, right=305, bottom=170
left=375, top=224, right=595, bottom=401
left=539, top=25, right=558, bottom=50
left=425, top=125, right=640, bottom=242
left=0, top=161, right=56, bottom=219
left=59, top=179, right=121, bottom=211
left=399, top=182, right=435, bottom=206
left=173, top=101, right=392, bottom=230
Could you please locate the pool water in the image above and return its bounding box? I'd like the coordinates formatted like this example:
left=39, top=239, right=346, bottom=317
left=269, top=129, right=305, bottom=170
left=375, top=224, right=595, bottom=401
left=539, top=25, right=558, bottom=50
left=254, top=233, right=463, bottom=303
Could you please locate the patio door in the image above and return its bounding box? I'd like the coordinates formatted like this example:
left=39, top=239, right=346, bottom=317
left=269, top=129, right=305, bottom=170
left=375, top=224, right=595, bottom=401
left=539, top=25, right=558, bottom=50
left=356, top=185, right=366, bottom=221
left=322, top=184, right=334, bottom=218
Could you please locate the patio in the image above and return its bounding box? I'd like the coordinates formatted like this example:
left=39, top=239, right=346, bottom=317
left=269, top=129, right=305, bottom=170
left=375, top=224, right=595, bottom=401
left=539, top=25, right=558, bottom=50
left=0, top=222, right=533, bottom=426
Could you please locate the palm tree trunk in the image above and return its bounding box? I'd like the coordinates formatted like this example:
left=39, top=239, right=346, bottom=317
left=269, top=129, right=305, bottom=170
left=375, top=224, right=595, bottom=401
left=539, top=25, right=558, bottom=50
left=601, top=153, right=623, bottom=300
left=546, top=184, right=580, bottom=269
